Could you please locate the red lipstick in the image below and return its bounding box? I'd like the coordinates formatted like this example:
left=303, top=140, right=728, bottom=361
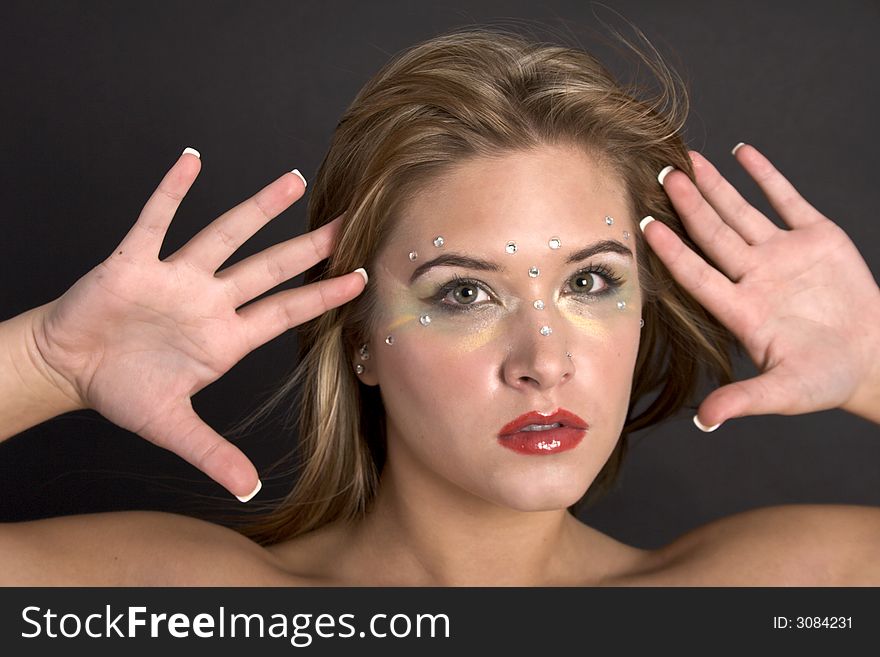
left=497, top=408, right=588, bottom=455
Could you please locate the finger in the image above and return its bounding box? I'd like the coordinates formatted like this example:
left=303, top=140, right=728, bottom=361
left=237, top=269, right=367, bottom=351
left=142, top=400, right=261, bottom=502
left=659, top=165, right=753, bottom=281
left=217, top=214, right=345, bottom=307
left=694, top=368, right=795, bottom=428
left=641, top=218, right=742, bottom=329
left=167, top=170, right=306, bottom=273
left=731, top=143, right=825, bottom=230
left=116, top=148, right=202, bottom=258
left=688, top=151, right=778, bottom=244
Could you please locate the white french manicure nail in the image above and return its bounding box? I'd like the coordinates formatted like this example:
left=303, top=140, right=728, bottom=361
left=639, top=216, right=655, bottom=232
left=291, top=169, right=307, bottom=188
left=657, top=165, right=675, bottom=186
left=236, top=479, right=262, bottom=503
left=354, top=267, right=369, bottom=284
left=693, top=415, right=722, bottom=432
left=182, top=147, right=201, bottom=159
left=731, top=142, right=746, bottom=156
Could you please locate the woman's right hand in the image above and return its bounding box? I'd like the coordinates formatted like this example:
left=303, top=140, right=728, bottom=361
left=28, top=149, right=366, bottom=501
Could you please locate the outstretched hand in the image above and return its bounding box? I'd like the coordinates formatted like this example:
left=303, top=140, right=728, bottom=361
left=643, top=144, right=880, bottom=429
left=30, top=150, right=366, bottom=500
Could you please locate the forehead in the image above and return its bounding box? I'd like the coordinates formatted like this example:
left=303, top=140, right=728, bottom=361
left=390, top=144, right=631, bottom=247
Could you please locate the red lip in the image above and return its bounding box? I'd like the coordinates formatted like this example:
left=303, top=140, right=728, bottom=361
left=497, top=408, right=589, bottom=456
left=498, top=408, right=589, bottom=436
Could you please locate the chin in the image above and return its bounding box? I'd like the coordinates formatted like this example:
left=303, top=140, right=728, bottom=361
left=491, top=478, right=591, bottom=512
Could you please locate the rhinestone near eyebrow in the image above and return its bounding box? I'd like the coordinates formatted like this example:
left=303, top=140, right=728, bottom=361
left=505, top=241, right=517, bottom=254
left=419, top=314, right=432, bottom=326
left=617, top=301, right=627, bottom=311
left=548, top=237, right=561, bottom=249
left=533, top=299, right=545, bottom=310
left=432, top=236, right=445, bottom=247
left=622, top=230, right=630, bottom=240
left=408, top=250, right=418, bottom=261
left=385, top=335, right=395, bottom=345
left=528, top=266, right=540, bottom=278
left=540, top=325, right=553, bottom=336
left=605, top=215, right=614, bottom=225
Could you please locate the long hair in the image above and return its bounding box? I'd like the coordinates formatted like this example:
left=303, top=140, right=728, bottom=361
left=228, top=26, right=735, bottom=545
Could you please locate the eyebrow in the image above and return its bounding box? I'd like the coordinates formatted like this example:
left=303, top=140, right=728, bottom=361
left=409, top=239, right=633, bottom=283
left=566, top=239, right=633, bottom=263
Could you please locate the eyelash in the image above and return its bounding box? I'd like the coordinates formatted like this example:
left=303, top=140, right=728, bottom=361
left=430, top=265, right=624, bottom=312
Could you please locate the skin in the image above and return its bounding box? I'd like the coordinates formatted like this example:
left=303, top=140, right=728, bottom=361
left=269, top=142, right=880, bottom=585
left=302, top=144, right=646, bottom=584
left=2, top=143, right=880, bottom=585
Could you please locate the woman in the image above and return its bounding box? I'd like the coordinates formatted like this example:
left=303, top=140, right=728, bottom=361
left=1, top=28, right=878, bottom=585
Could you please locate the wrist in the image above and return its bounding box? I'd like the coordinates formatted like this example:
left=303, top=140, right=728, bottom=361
left=0, top=303, right=84, bottom=437
left=841, top=330, right=880, bottom=425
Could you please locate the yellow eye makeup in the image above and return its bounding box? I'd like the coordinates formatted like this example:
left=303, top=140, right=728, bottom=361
left=381, top=233, right=639, bottom=346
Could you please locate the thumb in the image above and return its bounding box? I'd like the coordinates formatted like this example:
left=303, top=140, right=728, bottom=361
left=142, top=401, right=261, bottom=502
left=694, top=369, right=790, bottom=432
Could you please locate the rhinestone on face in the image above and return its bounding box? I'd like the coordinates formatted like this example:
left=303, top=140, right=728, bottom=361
left=540, top=325, right=553, bottom=336
left=617, top=300, right=627, bottom=311
left=419, top=314, right=432, bottom=326
left=622, top=231, right=631, bottom=240
left=640, top=318, right=645, bottom=328
left=528, top=266, right=540, bottom=278
left=533, top=299, right=545, bottom=310
left=605, top=215, right=614, bottom=226
left=359, top=344, right=370, bottom=361
left=408, top=251, right=418, bottom=261
left=548, top=237, right=561, bottom=250
left=385, top=335, right=394, bottom=345
left=433, top=236, right=445, bottom=248
left=505, top=241, right=517, bottom=254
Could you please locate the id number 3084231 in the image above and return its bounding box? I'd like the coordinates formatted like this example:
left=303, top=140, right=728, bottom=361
left=772, top=617, right=852, bottom=629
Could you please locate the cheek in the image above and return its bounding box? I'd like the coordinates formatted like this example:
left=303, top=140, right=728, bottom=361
left=378, top=320, right=498, bottom=403
left=558, top=283, right=640, bottom=350
left=558, top=291, right=642, bottom=414
left=375, top=276, right=642, bottom=407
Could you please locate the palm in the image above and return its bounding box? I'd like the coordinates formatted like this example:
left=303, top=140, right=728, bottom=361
left=40, top=254, right=251, bottom=443
left=30, top=152, right=365, bottom=498
left=646, top=146, right=880, bottom=425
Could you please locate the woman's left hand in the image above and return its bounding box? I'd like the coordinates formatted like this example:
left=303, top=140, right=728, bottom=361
left=643, top=144, right=880, bottom=428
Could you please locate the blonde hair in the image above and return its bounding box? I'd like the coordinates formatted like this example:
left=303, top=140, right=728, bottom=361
left=228, top=25, right=735, bottom=545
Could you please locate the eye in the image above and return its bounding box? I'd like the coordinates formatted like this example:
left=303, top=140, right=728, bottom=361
left=570, top=270, right=607, bottom=295
left=566, top=265, right=623, bottom=298
left=435, top=277, right=492, bottom=308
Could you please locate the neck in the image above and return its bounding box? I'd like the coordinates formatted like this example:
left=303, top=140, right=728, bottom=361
left=340, top=456, right=608, bottom=586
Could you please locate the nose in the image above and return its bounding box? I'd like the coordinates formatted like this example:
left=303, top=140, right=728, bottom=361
left=501, top=311, right=575, bottom=392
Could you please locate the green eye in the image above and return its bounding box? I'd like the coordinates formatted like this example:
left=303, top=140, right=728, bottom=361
left=451, top=283, right=480, bottom=304
left=430, top=276, right=493, bottom=312
left=568, top=265, right=623, bottom=297
left=571, top=272, right=603, bottom=293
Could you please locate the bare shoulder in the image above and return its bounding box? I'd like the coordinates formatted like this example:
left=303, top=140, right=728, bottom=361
left=636, top=504, right=880, bottom=586
left=0, top=510, right=305, bottom=586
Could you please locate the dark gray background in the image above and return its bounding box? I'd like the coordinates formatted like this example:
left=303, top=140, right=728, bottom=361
left=0, top=0, right=877, bottom=549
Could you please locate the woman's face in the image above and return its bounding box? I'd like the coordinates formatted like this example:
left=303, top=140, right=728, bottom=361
left=362, top=144, right=643, bottom=512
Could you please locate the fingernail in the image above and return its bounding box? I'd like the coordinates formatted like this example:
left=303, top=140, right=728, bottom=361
left=639, top=216, right=655, bottom=232
left=693, top=415, right=722, bottom=432
left=236, top=479, right=262, bottom=503
left=657, top=165, right=675, bottom=186
left=182, top=147, right=201, bottom=159
left=291, top=169, right=307, bottom=188
left=353, top=267, right=369, bottom=284
left=731, top=142, right=746, bottom=156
